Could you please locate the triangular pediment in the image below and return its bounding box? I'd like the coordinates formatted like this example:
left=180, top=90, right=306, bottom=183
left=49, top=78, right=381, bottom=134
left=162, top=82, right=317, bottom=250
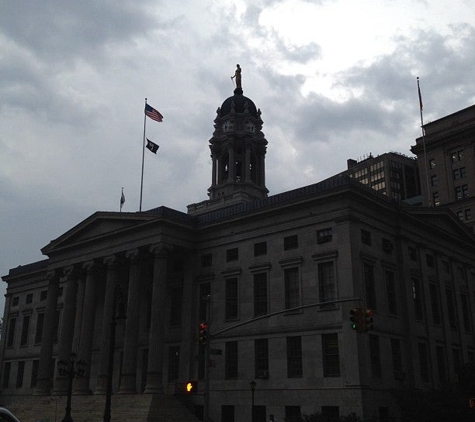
left=42, top=211, right=156, bottom=255
left=404, top=206, right=475, bottom=243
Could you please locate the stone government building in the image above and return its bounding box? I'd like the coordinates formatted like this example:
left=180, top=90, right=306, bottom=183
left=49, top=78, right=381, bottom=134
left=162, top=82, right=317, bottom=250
left=2, top=76, right=475, bottom=422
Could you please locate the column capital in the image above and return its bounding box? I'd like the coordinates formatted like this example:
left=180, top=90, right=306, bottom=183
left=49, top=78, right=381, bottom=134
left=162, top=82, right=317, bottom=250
left=103, top=254, right=118, bottom=267
left=46, top=270, right=60, bottom=283
left=125, top=248, right=140, bottom=260
left=63, top=265, right=78, bottom=279
left=82, top=260, right=95, bottom=271
left=150, top=243, right=173, bottom=257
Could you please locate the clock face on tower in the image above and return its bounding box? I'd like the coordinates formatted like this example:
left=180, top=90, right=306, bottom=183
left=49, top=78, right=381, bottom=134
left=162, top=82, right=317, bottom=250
left=222, top=121, right=234, bottom=132
left=245, top=121, right=256, bottom=133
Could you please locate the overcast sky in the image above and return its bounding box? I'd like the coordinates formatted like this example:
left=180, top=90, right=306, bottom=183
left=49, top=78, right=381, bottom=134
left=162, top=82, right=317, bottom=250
left=1, top=0, right=475, bottom=311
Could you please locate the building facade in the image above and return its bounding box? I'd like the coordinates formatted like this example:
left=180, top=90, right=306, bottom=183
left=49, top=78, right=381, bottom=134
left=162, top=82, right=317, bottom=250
left=2, top=87, right=475, bottom=422
left=345, top=152, right=421, bottom=202
left=411, top=104, right=475, bottom=231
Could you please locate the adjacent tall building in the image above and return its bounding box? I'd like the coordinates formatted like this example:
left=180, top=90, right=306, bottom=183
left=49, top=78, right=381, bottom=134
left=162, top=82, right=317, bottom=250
left=411, top=104, right=475, bottom=231
left=2, top=79, right=475, bottom=422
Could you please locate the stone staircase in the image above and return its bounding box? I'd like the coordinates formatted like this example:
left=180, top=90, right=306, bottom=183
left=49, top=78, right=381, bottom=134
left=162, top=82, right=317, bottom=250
left=0, top=393, right=201, bottom=422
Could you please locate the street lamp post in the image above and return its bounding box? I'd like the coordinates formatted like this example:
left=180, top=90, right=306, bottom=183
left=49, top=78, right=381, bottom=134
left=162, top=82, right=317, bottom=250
left=57, top=353, right=86, bottom=422
left=250, top=380, right=256, bottom=422
left=103, top=284, right=127, bottom=422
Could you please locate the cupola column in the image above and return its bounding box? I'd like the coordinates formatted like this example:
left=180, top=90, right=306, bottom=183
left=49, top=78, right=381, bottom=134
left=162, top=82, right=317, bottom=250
left=245, top=146, right=251, bottom=182
left=211, top=154, right=217, bottom=188
left=228, top=145, right=235, bottom=181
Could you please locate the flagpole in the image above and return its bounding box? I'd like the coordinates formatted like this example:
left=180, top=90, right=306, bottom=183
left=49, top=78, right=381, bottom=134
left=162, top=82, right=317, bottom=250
left=139, top=98, right=147, bottom=212
left=417, top=77, right=431, bottom=206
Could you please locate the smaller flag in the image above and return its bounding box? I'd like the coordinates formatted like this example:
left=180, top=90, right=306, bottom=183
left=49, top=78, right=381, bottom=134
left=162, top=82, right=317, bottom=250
left=146, top=138, right=159, bottom=154
left=120, top=188, right=125, bottom=211
left=145, top=103, right=163, bottom=122
left=417, top=77, right=423, bottom=111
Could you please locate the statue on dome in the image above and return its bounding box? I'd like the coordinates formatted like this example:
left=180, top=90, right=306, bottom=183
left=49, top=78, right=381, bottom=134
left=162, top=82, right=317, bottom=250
left=231, top=64, right=242, bottom=89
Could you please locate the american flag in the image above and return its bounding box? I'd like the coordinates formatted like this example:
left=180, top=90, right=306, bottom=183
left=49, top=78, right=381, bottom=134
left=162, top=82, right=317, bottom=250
left=145, top=103, right=163, bottom=122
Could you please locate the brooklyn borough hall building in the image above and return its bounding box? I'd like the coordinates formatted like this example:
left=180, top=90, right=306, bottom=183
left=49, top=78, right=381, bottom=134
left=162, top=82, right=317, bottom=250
left=2, top=80, right=475, bottom=422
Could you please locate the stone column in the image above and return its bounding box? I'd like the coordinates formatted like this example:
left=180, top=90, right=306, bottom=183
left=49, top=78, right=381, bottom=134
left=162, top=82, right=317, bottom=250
left=95, top=255, right=119, bottom=394
left=228, top=146, right=235, bottom=181
left=119, top=249, right=142, bottom=393
left=75, top=260, right=98, bottom=394
left=53, top=266, right=79, bottom=394
left=245, top=146, right=251, bottom=182
left=34, top=270, right=60, bottom=395
left=144, top=244, right=169, bottom=393
left=211, top=154, right=217, bottom=187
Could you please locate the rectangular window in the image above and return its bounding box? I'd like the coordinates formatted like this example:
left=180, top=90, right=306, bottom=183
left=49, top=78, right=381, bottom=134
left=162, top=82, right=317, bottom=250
left=430, top=174, right=439, bottom=186
left=199, top=283, right=211, bottom=322
left=436, top=345, right=446, bottom=383
left=418, top=342, right=430, bottom=382
left=285, top=406, right=302, bottom=422
left=408, top=246, right=417, bottom=261
left=20, top=315, right=30, bottom=347
left=318, top=262, right=335, bottom=303
left=364, top=263, right=376, bottom=310
left=16, top=361, right=25, bottom=389
left=2, top=362, right=11, bottom=389
left=169, top=287, right=182, bottom=327
left=451, top=150, right=464, bottom=162
left=442, top=261, right=450, bottom=274
left=385, top=270, right=397, bottom=315
left=391, top=339, right=403, bottom=379
left=284, top=268, right=300, bottom=310
left=433, top=192, right=440, bottom=206
left=12, top=296, right=19, bottom=307
left=254, top=241, right=267, bottom=257
left=455, top=184, right=469, bottom=200
left=322, top=333, right=340, bottom=377
left=412, top=277, right=424, bottom=321
left=426, top=254, right=434, bottom=268
left=40, top=290, right=47, bottom=301
left=26, top=293, right=33, bottom=304
left=429, top=284, right=441, bottom=325
left=461, top=294, right=472, bottom=332
left=6, top=318, right=16, bottom=348
left=429, top=158, right=436, bottom=169
left=466, top=209, right=472, bottom=220
left=167, top=346, right=180, bottom=381
left=222, top=406, right=235, bottom=422
left=255, top=339, right=269, bottom=378
left=226, top=248, right=239, bottom=262
left=253, top=273, right=268, bottom=317
left=30, top=360, right=39, bottom=388
left=453, top=167, right=467, bottom=180
left=445, top=289, right=457, bottom=328
left=286, top=336, right=303, bottom=378
left=361, top=229, right=372, bottom=245
left=317, top=228, right=333, bottom=244
left=284, top=235, right=298, bottom=250
left=369, top=334, right=382, bottom=378
left=35, top=313, right=45, bottom=344
left=201, top=253, right=212, bottom=267
left=225, top=341, right=238, bottom=379
left=225, top=278, right=239, bottom=320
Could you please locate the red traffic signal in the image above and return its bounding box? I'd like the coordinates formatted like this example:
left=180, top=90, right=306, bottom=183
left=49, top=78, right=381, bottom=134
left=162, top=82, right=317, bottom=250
left=199, top=322, right=208, bottom=344
left=363, top=308, right=374, bottom=331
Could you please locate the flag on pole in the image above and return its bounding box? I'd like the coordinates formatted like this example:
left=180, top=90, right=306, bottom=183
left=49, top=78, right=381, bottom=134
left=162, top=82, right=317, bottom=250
left=146, top=138, right=159, bottom=154
left=120, top=188, right=125, bottom=211
left=417, top=77, right=423, bottom=111
left=145, top=103, right=163, bottom=122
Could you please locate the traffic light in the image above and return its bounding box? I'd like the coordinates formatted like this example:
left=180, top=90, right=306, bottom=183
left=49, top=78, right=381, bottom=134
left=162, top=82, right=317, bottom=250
left=349, top=307, right=363, bottom=331
left=199, top=322, right=208, bottom=344
left=363, top=308, right=374, bottom=331
left=185, top=380, right=197, bottom=394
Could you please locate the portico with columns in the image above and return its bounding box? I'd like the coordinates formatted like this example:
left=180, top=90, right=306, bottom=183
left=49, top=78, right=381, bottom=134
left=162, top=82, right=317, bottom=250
left=30, top=209, right=198, bottom=397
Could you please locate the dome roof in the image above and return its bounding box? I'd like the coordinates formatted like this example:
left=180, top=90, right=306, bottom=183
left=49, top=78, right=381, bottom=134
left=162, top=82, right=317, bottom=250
left=220, top=88, right=258, bottom=118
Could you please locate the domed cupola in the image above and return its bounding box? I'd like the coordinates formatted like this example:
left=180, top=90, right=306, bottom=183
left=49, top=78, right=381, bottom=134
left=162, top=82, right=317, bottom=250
left=187, top=66, right=269, bottom=215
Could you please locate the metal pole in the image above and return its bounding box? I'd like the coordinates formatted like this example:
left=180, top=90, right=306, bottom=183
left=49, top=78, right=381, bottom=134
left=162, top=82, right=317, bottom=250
left=103, top=318, right=117, bottom=422
left=62, top=362, right=74, bottom=422
left=203, top=295, right=211, bottom=422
